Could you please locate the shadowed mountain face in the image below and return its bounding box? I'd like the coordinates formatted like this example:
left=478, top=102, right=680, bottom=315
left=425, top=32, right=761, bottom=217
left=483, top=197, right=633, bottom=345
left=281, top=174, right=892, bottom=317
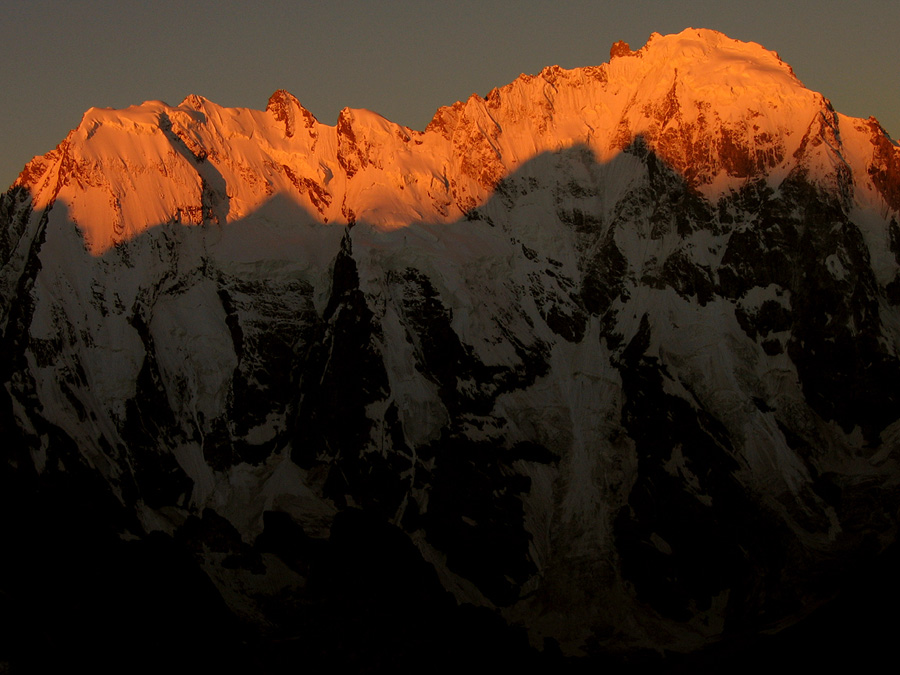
left=2, top=28, right=900, bottom=671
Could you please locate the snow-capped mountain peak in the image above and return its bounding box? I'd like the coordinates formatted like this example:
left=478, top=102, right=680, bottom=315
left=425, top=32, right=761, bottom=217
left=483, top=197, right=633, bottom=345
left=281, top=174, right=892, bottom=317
left=14, top=28, right=897, bottom=256
left=3, top=28, right=900, bottom=669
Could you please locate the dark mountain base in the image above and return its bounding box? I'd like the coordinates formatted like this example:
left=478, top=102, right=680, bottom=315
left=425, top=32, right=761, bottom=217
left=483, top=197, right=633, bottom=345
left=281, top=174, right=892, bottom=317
left=3, top=459, right=898, bottom=674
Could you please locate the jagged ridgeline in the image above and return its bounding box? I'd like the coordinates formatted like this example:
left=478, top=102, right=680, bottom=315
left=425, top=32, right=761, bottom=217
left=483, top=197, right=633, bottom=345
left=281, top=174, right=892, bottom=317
left=3, top=28, right=900, bottom=670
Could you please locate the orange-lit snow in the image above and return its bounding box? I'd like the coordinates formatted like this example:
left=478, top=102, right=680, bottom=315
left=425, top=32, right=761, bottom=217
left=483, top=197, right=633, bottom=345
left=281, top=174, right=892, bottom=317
left=14, top=28, right=899, bottom=254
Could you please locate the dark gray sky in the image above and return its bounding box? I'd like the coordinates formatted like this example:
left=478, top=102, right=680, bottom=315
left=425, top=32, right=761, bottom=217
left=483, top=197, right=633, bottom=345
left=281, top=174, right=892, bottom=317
left=3, top=0, right=898, bottom=188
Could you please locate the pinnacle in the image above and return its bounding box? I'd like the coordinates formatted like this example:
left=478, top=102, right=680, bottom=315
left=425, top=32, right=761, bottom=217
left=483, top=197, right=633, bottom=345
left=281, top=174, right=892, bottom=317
left=267, top=89, right=301, bottom=111
left=610, top=40, right=632, bottom=59
left=180, top=94, right=208, bottom=110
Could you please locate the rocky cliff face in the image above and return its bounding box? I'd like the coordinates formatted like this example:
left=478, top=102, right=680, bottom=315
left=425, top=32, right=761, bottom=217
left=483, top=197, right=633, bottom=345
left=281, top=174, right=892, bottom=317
left=3, top=28, right=900, bottom=670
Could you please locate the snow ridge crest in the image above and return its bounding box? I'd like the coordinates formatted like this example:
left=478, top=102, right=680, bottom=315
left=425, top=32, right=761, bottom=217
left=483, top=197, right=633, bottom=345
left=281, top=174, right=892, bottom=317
left=10, top=28, right=899, bottom=251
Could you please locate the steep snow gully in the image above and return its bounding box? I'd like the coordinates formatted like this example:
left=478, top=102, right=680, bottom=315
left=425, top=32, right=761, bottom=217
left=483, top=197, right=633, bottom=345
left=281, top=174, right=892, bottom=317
left=3, top=28, right=900, bottom=672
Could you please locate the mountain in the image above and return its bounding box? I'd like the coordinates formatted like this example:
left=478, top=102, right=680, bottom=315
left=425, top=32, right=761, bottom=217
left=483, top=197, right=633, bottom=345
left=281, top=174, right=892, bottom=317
left=3, top=28, right=900, bottom=671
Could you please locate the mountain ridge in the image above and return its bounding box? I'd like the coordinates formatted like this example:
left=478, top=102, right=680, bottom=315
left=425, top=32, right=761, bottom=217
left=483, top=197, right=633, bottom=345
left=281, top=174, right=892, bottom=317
left=3, top=27, right=900, bottom=670
left=11, top=28, right=897, bottom=253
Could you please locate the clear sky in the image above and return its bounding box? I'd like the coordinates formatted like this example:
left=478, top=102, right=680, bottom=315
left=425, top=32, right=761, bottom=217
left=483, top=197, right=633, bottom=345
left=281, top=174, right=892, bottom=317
left=2, top=0, right=898, bottom=189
